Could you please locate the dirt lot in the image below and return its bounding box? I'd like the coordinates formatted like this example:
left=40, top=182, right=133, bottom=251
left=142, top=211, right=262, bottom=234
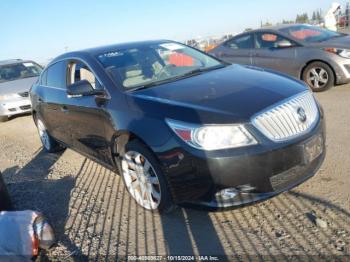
left=0, top=85, right=349, bottom=260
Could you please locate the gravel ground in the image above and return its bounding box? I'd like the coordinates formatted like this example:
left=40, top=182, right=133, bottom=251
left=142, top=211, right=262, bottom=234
left=0, top=85, right=349, bottom=260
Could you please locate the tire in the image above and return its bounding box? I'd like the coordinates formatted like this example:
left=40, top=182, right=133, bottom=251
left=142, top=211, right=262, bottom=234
left=118, top=139, right=174, bottom=213
left=35, top=116, right=64, bottom=153
left=302, top=62, right=334, bottom=92
left=0, top=116, right=8, bottom=122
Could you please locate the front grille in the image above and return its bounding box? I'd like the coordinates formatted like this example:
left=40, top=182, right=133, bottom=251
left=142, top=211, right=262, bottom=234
left=20, top=105, right=31, bottom=110
left=18, top=92, right=29, bottom=97
left=270, top=165, right=307, bottom=191
left=252, top=91, right=319, bottom=142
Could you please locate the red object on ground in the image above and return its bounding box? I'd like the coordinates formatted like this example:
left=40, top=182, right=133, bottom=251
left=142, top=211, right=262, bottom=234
left=169, top=53, right=194, bottom=67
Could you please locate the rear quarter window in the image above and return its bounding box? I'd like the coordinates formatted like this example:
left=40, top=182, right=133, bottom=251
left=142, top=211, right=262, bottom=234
left=40, top=70, right=48, bottom=86
left=46, top=61, right=66, bottom=89
left=225, top=34, right=254, bottom=49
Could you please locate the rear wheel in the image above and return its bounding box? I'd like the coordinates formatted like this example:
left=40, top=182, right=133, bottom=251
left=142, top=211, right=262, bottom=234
left=119, top=140, right=174, bottom=212
left=0, top=116, right=8, bottom=122
left=302, top=62, right=334, bottom=92
left=35, top=116, right=63, bottom=153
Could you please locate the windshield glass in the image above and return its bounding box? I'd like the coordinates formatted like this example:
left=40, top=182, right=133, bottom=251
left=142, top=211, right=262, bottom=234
left=279, top=25, right=343, bottom=43
left=0, top=62, right=42, bottom=83
left=97, top=42, right=224, bottom=90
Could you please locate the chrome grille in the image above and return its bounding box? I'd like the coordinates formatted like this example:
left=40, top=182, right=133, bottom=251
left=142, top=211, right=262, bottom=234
left=252, top=91, right=319, bottom=142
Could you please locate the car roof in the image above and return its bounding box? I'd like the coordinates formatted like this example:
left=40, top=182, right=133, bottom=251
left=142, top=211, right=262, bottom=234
left=0, top=59, right=24, bottom=66
left=51, top=39, right=173, bottom=64
left=251, top=23, right=308, bottom=32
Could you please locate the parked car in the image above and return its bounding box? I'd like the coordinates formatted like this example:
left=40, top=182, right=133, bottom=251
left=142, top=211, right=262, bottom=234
left=209, top=24, right=350, bottom=92
left=30, top=40, right=325, bottom=212
left=0, top=59, right=42, bottom=122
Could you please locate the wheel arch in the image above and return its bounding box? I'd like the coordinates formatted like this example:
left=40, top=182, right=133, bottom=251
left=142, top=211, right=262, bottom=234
left=110, top=130, right=152, bottom=165
left=300, top=59, right=336, bottom=85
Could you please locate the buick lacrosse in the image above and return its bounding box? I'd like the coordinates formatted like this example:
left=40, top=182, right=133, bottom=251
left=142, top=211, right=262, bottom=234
left=30, top=40, right=325, bottom=211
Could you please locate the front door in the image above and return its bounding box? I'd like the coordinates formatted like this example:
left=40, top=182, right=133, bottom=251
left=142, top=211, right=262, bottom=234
left=64, top=60, right=111, bottom=164
left=252, top=32, right=300, bottom=77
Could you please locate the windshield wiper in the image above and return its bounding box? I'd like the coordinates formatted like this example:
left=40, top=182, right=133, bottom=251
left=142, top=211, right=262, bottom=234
left=183, top=64, right=226, bottom=76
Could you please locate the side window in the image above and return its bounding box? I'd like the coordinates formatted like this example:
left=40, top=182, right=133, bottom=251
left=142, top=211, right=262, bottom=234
left=255, top=33, right=294, bottom=49
left=67, top=60, right=98, bottom=88
left=46, top=61, right=67, bottom=89
left=40, top=70, right=48, bottom=86
left=225, top=34, right=254, bottom=49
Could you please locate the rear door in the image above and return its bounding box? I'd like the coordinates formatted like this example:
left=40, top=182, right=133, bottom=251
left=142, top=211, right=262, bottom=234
left=213, top=33, right=254, bottom=65
left=252, top=32, right=300, bottom=77
left=39, top=60, right=72, bottom=145
left=64, top=60, right=111, bottom=163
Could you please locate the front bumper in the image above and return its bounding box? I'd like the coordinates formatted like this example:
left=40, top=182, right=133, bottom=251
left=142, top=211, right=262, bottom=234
left=159, top=118, right=325, bottom=209
left=329, top=58, right=350, bottom=85
left=0, top=98, right=32, bottom=117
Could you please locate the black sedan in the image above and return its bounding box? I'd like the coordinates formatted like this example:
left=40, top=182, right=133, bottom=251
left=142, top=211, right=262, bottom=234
left=30, top=40, right=325, bottom=212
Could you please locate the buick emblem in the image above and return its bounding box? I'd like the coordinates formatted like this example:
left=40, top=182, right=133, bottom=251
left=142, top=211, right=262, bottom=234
left=297, top=107, right=307, bottom=123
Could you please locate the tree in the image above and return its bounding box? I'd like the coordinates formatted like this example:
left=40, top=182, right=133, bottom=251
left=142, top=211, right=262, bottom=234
left=316, top=9, right=323, bottom=22
left=296, top=13, right=309, bottom=23
left=312, top=11, right=316, bottom=21
left=282, top=19, right=293, bottom=24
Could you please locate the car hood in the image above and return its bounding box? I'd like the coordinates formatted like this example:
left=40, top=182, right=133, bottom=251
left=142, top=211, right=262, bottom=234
left=311, top=35, right=350, bottom=48
left=0, top=77, right=38, bottom=95
left=128, top=65, right=308, bottom=123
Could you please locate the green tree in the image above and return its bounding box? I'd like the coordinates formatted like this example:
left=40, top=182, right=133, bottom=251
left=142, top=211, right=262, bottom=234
left=296, top=13, right=309, bottom=23
left=316, top=9, right=322, bottom=22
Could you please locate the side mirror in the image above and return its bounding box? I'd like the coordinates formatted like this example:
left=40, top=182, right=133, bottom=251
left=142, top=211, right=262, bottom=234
left=276, top=40, right=293, bottom=48
left=67, top=80, right=105, bottom=97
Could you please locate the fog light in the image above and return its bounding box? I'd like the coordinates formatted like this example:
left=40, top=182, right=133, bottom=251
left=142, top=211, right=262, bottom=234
left=216, top=188, right=238, bottom=200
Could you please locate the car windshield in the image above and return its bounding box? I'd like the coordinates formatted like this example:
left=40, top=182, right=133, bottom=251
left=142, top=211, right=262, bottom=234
left=96, top=42, right=224, bottom=90
left=0, top=62, right=42, bottom=83
left=279, top=25, right=343, bottom=43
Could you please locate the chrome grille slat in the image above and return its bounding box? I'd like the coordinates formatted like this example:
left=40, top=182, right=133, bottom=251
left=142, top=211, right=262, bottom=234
left=252, top=91, right=319, bottom=142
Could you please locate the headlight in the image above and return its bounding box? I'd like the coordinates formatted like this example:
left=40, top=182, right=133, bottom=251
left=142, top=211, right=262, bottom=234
left=0, top=93, right=20, bottom=101
left=166, top=119, right=257, bottom=150
left=323, top=47, right=350, bottom=59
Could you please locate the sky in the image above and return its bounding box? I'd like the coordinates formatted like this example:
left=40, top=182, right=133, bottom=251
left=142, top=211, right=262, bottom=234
left=1, top=0, right=348, bottom=63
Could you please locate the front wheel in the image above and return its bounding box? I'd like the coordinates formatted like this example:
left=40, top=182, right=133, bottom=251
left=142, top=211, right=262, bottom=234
left=119, top=140, right=174, bottom=212
left=302, top=62, right=334, bottom=92
left=35, top=117, right=63, bottom=153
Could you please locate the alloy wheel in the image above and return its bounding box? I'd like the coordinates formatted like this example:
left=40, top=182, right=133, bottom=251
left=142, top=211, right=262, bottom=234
left=307, top=67, right=329, bottom=89
left=37, top=119, right=50, bottom=150
left=121, top=151, right=161, bottom=210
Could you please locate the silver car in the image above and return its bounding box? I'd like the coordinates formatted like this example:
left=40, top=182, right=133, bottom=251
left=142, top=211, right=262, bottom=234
left=210, top=24, right=350, bottom=92
left=0, top=59, right=42, bottom=122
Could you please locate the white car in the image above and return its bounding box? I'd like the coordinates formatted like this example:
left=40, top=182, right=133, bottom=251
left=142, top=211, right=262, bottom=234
left=0, top=59, right=42, bottom=122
